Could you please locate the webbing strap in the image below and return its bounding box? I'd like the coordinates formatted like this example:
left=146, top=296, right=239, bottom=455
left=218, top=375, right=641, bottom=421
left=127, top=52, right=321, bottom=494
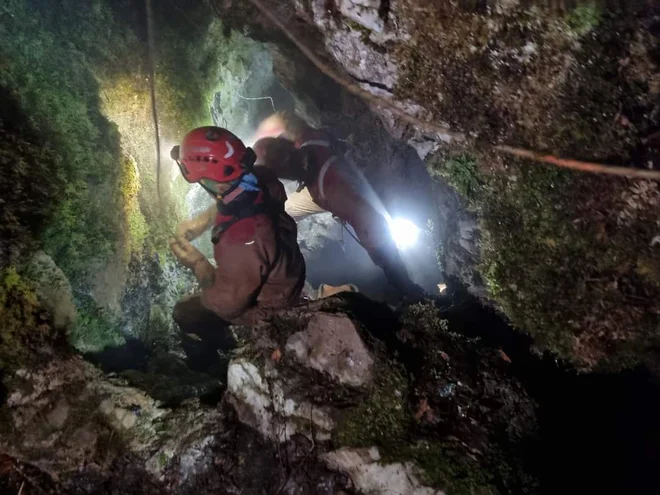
left=300, top=139, right=331, bottom=148
left=318, top=156, right=338, bottom=200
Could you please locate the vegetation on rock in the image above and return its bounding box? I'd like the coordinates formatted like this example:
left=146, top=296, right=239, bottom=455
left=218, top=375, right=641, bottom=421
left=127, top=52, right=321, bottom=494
left=0, top=268, right=57, bottom=369
left=396, top=1, right=660, bottom=369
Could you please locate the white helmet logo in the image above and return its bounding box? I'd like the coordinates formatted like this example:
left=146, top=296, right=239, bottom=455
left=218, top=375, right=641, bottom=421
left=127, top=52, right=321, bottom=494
left=224, top=141, right=234, bottom=159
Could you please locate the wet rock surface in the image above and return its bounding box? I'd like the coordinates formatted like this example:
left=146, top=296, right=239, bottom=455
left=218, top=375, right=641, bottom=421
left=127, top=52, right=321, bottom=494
left=3, top=294, right=660, bottom=493
left=285, top=312, right=374, bottom=387
left=2, top=1, right=660, bottom=494
left=234, top=0, right=660, bottom=369
left=24, top=251, right=77, bottom=332
left=0, top=296, right=538, bottom=494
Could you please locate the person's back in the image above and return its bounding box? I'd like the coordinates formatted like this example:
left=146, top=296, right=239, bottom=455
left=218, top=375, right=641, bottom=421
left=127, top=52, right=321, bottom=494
left=202, top=167, right=305, bottom=325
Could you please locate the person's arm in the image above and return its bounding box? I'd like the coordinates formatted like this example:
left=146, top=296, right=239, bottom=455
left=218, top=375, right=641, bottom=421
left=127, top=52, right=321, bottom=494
left=169, top=234, right=266, bottom=322
left=176, top=204, right=216, bottom=241
left=169, top=236, right=216, bottom=288
left=253, top=137, right=304, bottom=181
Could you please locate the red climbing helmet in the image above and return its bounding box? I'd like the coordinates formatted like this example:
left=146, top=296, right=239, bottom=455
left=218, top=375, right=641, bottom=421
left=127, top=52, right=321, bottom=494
left=173, top=127, right=256, bottom=185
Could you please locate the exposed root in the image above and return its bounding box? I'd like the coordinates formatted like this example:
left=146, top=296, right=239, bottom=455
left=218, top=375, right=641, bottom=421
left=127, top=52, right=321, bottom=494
left=496, top=146, right=660, bottom=180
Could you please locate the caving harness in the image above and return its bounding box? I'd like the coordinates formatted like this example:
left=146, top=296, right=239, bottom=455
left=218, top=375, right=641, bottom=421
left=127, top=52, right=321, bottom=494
left=297, top=135, right=367, bottom=250
left=211, top=188, right=283, bottom=244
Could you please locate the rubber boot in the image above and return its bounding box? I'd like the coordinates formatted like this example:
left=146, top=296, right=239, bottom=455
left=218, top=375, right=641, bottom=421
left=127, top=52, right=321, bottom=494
left=172, top=294, right=236, bottom=374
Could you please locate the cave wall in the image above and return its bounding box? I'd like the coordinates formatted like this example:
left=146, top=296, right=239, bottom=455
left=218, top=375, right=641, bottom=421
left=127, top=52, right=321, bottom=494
left=0, top=0, right=279, bottom=361
left=224, top=0, right=660, bottom=370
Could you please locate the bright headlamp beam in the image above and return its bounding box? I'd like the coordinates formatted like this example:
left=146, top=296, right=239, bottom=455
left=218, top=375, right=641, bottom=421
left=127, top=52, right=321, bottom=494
left=389, top=217, right=420, bottom=250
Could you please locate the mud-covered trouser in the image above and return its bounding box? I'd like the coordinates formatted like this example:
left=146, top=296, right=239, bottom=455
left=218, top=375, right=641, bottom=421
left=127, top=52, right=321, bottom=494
left=172, top=294, right=237, bottom=373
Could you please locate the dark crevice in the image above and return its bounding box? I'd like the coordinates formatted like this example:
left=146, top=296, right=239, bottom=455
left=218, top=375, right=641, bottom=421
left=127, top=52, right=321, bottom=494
left=349, top=74, right=393, bottom=92
left=378, top=0, right=391, bottom=22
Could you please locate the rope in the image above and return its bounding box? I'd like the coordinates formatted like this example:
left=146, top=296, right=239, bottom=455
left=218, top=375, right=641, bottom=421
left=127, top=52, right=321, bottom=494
left=242, top=0, right=660, bottom=181
left=236, top=93, right=277, bottom=113
left=495, top=146, right=660, bottom=181
left=336, top=218, right=364, bottom=248
left=244, top=0, right=462, bottom=140
left=145, top=0, right=162, bottom=201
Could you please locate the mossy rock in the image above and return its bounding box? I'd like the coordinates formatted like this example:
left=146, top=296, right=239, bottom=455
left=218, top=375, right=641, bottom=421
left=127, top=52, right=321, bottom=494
left=24, top=251, right=77, bottom=331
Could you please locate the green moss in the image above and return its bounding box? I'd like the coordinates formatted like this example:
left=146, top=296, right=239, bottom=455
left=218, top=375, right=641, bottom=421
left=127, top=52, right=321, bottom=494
left=335, top=358, right=498, bottom=493
left=566, top=3, right=602, bottom=36
left=636, top=256, right=660, bottom=288
left=0, top=90, right=61, bottom=267
left=118, top=154, right=149, bottom=260
left=0, top=0, right=130, bottom=282
left=401, top=302, right=450, bottom=335
left=335, top=362, right=410, bottom=451
left=406, top=441, right=497, bottom=494
left=433, top=150, right=660, bottom=368
left=0, top=267, right=50, bottom=369
left=429, top=154, right=483, bottom=208
left=69, top=296, right=125, bottom=354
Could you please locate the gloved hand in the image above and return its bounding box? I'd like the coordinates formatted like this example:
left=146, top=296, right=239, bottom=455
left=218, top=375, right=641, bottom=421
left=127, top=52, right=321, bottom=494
left=169, top=235, right=206, bottom=270
left=176, top=205, right=216, bottom=241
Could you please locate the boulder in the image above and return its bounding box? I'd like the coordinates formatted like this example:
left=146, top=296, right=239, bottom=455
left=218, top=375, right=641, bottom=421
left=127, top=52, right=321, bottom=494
left=24, top=251, right=76, bottom=331
left=285, top=313, right=374, bottom=388
left=323, top=447, right=445, bottom=495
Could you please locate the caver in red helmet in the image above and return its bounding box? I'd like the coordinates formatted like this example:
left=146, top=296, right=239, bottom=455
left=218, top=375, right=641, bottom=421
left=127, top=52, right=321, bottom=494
left=176, top=127, right=256, bottom=184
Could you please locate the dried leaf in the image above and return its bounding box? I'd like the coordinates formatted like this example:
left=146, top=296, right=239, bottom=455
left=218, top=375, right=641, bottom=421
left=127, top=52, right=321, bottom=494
left=271, top=348, right=282, bottom=363
left=414, top=398, right=430, bottom=421
left=499, top=349, right=512, bottom=363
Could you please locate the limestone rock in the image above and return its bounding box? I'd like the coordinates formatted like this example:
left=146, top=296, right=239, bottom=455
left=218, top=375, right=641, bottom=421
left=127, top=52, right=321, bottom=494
left=337, top=0, right=386, bottom=34
left=285, top=312, right=374, bottom=388
left=2, top=356, right=224, bottom=485
left=323, top=447, right=445, bottom=495
left=227, top=359, right=335, bottom=443
left=305, top=0, right=400, bottom=90
left=46, top=399, right=70, bottom=429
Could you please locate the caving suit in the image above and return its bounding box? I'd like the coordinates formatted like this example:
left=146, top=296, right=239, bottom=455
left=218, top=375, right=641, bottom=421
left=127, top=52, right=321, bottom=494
left=255, top=129, right=420, bottom=297
left=173, top=170, right=305, bottom=370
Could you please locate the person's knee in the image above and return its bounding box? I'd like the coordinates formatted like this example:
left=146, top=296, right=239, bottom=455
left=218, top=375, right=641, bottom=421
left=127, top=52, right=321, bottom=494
left=172, top=301, right=186, bottom=325
left=172, top=295, right=202, bottom=327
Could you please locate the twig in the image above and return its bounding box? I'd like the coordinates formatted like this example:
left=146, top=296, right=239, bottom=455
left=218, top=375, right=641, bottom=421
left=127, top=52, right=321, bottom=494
left=496, top=146, right=660, bottom=180
left=274, top=451, right=313, bottom=495
left=18, top=482, right=24, bottom=495
left=12, top=465, right=47, bottom=495
left=242, top=0, right=660, bottom=181
left=236, top=93, right=277, bottom=113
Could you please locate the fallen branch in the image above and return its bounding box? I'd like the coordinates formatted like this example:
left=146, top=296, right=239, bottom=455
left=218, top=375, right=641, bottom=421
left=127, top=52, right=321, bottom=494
left=496, top=146, right=660, bottom=180
left=240, top=0, right=660, bottom=181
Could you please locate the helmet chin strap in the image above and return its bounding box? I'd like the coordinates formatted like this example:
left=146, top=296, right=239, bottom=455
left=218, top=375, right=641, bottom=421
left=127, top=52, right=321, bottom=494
left=220, top=184, right=245, bottom=204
